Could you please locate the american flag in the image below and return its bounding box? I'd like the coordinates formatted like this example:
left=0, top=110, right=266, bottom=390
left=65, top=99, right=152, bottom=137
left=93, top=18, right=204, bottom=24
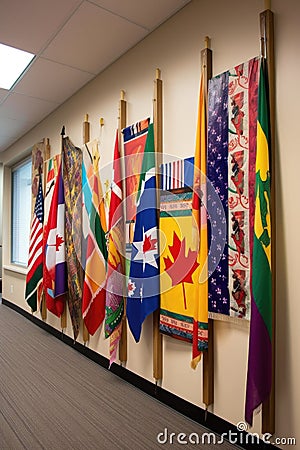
left=25, top=174, right=44, bottom=312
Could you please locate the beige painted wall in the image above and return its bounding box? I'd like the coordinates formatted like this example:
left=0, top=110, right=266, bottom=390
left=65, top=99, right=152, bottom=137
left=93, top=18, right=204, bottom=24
left=0, top=164, right=3, bottom=272
left=1, top=0, right=299, bottom=447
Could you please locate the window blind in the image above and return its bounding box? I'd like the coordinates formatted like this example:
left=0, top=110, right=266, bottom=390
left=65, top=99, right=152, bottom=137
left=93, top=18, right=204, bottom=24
left=11, top=159, right=32, bottom=266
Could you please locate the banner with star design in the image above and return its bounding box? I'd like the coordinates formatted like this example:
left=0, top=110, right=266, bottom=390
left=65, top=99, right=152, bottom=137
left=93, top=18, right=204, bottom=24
left=126, top=123, right=160, bottom=342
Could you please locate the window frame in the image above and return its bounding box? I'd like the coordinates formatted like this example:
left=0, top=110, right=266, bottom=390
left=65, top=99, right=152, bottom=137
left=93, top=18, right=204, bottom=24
left=11, top=156, right=32, bottom=267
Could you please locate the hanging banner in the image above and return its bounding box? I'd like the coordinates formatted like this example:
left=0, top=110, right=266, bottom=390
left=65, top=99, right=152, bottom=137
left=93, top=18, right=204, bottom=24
left=122, top=118, right=150, bottom=277
left=31, top=139, right=49, bottom=216
left=159, top=58, right=258, bottom=324
left=82, top=139, right=108, bottom=336
left=44, top=154, right=61, bottom=219
left=207, top=57, right=259, bottom=320
left=159, top=158, right=208, bottom=349
left=122, top=118, right=150, bottom=223
left=62, top=136, right=83, bottom=340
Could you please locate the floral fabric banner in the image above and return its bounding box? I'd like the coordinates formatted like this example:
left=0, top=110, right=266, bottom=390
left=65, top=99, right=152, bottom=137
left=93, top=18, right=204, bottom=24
left=207, top=57, right=258, bottom=320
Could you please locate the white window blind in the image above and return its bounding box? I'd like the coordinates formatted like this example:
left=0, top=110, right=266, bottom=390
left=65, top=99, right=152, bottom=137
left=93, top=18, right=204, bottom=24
left=11, top=159, right=32, bottom=266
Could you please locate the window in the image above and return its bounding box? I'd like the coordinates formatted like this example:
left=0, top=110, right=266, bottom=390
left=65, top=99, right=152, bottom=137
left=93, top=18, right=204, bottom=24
left=11, top=158, right=32, bottom=265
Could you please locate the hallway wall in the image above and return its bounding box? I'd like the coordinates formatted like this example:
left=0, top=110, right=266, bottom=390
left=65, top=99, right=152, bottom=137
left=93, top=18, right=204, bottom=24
left=1, top=1, right=299, bottom=447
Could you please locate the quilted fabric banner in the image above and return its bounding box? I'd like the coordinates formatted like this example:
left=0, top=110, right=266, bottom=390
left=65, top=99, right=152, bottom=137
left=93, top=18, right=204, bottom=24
left=159, top=160, right=208, bottom=350
left=126, top=123, right=160, bottom=342
left=207, top=71, right=229, bottom=317
left=245, top=58, right=272, bottom=425
left=82, top=139, right=107, bottom=336
left=122, top=118, right=150, bottom=223
left=207, top=57, right=258, bottom=320
left=105, top=131, right=125, bottom=365
left=62, top=136, right=83, bottom=340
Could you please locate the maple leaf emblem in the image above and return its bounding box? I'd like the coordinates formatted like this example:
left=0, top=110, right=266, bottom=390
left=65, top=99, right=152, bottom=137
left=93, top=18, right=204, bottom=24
left=143, top=234, right=157, bottom=253
left=164, top=231, right=199, bottom=309
left=132, top=226, right=158, bottom=270
left=128, top=279, right=136, bottom=297
left=55, top=234, right=64, bottom=251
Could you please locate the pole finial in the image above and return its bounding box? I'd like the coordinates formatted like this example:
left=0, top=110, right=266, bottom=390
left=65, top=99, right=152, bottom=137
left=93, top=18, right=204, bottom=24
left=84, top=114, right=89, bottom=122
left=265, top=0, right=271, bottom=10
left=204, top=36, right=210, bottom=49
left=156, top=68, right=161, bottom=80
left=61, top=126, right=65, bottom=136
left=120, top=90, right=125, bottom=101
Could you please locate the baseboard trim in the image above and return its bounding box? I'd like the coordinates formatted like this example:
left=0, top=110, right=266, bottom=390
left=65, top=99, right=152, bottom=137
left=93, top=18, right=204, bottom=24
left=2, top=298, right=277, bottom=449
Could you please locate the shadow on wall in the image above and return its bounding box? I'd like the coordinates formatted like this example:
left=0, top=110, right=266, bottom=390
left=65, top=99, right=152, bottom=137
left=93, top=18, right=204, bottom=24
left=274, top=126, right=293, bottom=436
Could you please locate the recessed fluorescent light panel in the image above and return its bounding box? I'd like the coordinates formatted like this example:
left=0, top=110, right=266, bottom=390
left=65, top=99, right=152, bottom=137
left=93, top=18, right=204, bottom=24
left=0, top=43, right=35, bottom=90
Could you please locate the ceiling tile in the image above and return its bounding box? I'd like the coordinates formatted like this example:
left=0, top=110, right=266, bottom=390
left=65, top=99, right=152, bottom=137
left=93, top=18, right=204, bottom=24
left=13, top=57, right=94, bottom=103
left=91, top=0, right=191, bottom=29
left=0, top=93, right=59, bottom=123
left=0, top=0, right=82, bottom=54
left=0, top=0, right=191, bottom=154
left=42, top=1, right=147, bottom=74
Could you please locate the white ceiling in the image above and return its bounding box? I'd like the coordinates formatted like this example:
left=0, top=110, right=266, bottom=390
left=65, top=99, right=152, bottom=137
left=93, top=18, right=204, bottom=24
left=0, top=0, right=191, bottom=152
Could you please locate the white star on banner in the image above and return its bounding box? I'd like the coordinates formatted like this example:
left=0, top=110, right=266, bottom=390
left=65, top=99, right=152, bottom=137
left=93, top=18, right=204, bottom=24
left=132, top=226, right=158, bottom=271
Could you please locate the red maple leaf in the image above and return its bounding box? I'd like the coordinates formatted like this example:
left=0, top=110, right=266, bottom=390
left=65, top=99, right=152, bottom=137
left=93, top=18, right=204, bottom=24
left=128, top=279, right=136, bottom=297
left=143, top=234, right=157, bottom=253
left=163, top=232, right=199, bottom=309
left=56, top=234, right=64, bottom=251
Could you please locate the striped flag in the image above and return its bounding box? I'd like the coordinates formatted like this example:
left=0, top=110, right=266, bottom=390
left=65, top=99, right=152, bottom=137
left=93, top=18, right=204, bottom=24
left=191, top=70, right=209, bottom=368
left=45, top=157, right=56, bottom=197
left=82, top=140, right=108, bottom=335
left=25, top=174, right=44, bottom=312
left=126, top=123, right=160, bottom=342
left=105, top=131, right=125, bottom=365
left=160, top=158, right=194, bottom=191
left=245, top=58, right=272, bottom=425
left=44, top=155, right=61, bottom=201
left=44, top=163, right=67, bottom=317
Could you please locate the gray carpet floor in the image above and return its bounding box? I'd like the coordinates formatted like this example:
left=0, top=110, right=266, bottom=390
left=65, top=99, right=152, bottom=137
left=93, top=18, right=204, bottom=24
left=0, top=303, right=240, bottom=449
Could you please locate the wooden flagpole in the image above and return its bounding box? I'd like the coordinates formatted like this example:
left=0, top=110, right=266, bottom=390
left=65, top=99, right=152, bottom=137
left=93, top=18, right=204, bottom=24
left=260, top=1, right=275, bottom=435
left=118, top=90, right=128, bottom=364
left=83, top=113, right=90, bottom=146
left=60, top=127, right=67, bottom=331
left=82, top=114, right=90, bottom=343
left=44, top=137, right=51, bottom=170
left=153, top=68, right=163, bottom=382
left=41, top=138, right=51, bottom=321
left=201, top=37, right=214, bottom=409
